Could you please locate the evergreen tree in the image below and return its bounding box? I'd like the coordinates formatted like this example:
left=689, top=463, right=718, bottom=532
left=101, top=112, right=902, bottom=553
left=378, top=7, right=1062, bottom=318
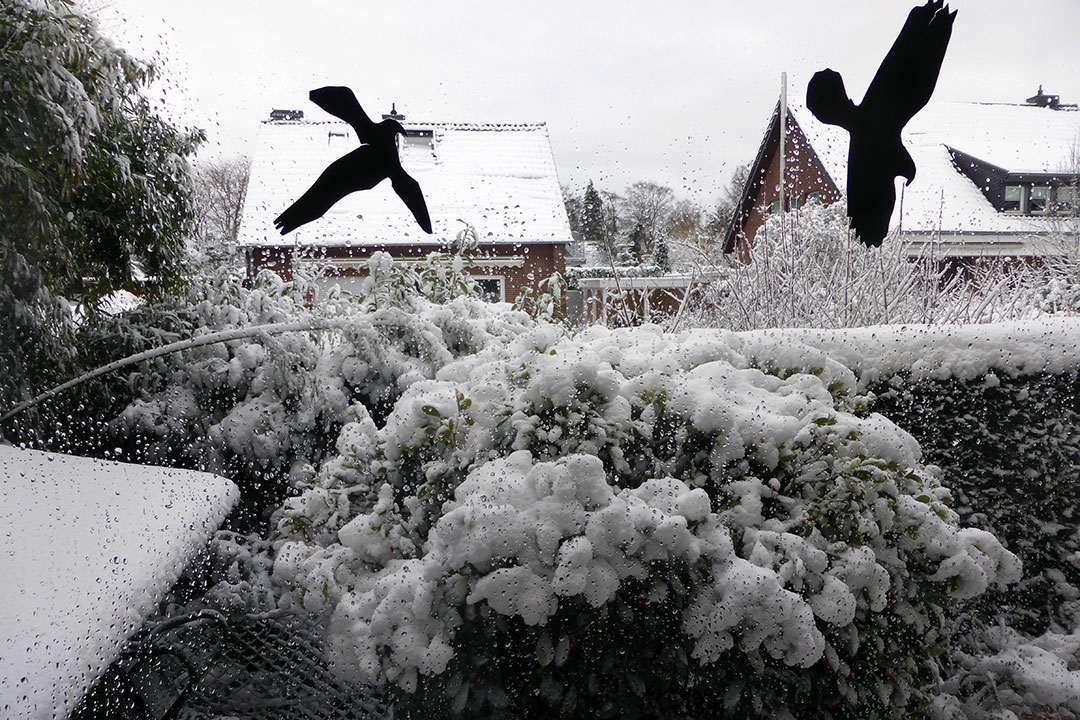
left=582, top=180, right=622, bottom=262
left=582, top=181, right=605, bottom=245
left=625, top=223, right=647, bottom=266
left=653, top=234, right=671, bottom=272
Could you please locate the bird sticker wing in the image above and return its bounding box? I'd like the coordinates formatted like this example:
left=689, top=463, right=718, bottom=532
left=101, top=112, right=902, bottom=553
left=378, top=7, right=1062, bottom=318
left=309, top=86, right=377, bottom=143
left=860, top=1, right=956, bottom=128
left=274, top=148, right=379, bottom=235
left=391, top=170, right=433, bottom=234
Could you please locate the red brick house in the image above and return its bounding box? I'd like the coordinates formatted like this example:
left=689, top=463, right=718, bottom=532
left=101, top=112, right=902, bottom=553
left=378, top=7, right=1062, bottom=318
left=238, top=110, right=574, bottom=302
left=725, top=80, right=1080, bottom=262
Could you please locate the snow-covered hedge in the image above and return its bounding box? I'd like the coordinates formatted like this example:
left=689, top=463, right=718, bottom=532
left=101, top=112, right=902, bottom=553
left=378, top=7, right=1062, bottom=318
left=271, top=320, right=1020, bottom=718
left=775, top=320, right=1080, bottom=718
left=781, top=321, right=1080, bottom=630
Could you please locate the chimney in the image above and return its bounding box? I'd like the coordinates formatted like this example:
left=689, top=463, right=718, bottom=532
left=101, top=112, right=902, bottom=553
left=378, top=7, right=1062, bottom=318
left=1026, top=85, right=1060, bottom=108
left=382, top=103, right=405, bottom=122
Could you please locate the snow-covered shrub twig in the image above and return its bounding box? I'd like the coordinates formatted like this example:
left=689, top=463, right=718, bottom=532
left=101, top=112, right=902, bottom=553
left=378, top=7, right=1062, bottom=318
left=690, top=201, right=1064, bottom=331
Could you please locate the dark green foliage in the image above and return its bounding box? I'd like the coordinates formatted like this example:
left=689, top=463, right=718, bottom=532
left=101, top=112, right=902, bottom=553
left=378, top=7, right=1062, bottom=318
left=653, top=234, right=671, bottom=273
left=0, top=0, right=201, bottom=410
left=395, top=575, right=718, bottom=720
left=581, top=181, right=606, bottom=248
left=871, top=369, right=1080, bottom=635
left=624, top=223, right=647, bottom=265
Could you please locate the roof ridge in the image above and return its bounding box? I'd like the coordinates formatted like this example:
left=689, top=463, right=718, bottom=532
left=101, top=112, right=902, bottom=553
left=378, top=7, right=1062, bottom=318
left=262, top=119, right=549, bottom=129
left=941, top=100, right=1080, bottom=111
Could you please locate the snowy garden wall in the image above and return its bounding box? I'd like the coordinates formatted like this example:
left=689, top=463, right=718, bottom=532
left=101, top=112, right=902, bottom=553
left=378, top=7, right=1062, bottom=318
left=13, top=265, right=1079, bottom=719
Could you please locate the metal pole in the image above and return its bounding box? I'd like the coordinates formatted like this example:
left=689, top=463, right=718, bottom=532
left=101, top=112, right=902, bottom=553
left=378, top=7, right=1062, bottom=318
left=779, top=72, right=787, bottom=215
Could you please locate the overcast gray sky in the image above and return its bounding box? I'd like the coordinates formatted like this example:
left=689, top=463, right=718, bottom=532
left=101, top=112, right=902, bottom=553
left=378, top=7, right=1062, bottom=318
left=94, top=0, right=1080, bottom=205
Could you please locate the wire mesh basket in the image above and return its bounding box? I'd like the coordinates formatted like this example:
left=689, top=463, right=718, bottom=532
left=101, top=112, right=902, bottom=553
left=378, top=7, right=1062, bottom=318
left=73, top=610, right=391, bottom=720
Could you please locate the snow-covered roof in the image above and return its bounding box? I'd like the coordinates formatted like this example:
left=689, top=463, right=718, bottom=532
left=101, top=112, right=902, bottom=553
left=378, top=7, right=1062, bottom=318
left=0, top=446, right=238, bottom=719
left=785, top=86, right=1080, bottom=251
left=927, top=101, right=1080, bottom=174
left=238, top=120, right=574, bottom=248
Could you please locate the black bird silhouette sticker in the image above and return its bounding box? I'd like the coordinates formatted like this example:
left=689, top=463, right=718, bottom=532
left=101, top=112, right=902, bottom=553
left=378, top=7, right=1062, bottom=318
left=274, top=86, right=433, bottom=235
left=806, top=0, right=956, bottom=247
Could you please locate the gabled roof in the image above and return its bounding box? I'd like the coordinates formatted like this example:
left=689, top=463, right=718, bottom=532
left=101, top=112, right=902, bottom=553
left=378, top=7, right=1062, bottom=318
left=734, top=76, right=1080, bottom=255
left=723, top=98, right=842, bottom=253
left=926, top=100, right=1080, bottom=174
left=238, top=119, right=574, bottom=248
left=785, top=91, right=1080, bottom=239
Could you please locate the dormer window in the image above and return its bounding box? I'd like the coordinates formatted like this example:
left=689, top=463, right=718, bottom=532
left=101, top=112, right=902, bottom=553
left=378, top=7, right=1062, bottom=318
left=402, top=128, right=434, bottom=152
left=1002, top=183, right=1055, bottom=215
left=1029, top=185, right=1049, bottom=213
left=1054, top=185, right=1077, bottom=214
left=1004, top=185, right=1022, bottom=212
left=948, top=146, right=1079, bottom=217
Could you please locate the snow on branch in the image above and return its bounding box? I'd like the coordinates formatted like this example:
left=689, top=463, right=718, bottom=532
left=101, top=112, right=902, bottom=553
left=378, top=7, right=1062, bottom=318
left=0, top=319, right=351, bottom=424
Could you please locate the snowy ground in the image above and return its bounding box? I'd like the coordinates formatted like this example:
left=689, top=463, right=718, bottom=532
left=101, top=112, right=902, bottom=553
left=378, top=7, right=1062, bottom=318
left=0, top=446, right=238, bottom=720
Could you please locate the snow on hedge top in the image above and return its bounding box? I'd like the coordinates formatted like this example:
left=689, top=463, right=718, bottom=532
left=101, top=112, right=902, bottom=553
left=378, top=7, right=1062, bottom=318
left=786, top=88, right=1080, bottom=237
left=0, top=446, right=238, bottom=720
left=238, top=120, right=574, bottom=248
left=763, top=316, right=1080, bottom=386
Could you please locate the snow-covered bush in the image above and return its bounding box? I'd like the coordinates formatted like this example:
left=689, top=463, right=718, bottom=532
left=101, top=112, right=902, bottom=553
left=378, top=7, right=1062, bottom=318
left=39, top=252, right=518, bottom=529
left=1026, top=228, right=1080, bottom=316
left=271, top=323, right=1020, bottom=718
left=692, top=202, right=1056, bottom=331
left=935, top=624, right=1080, bottom=719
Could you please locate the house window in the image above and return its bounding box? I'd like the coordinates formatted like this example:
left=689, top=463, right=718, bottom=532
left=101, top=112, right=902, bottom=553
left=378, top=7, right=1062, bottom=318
left=1029, top=185, right=1049, bottom=214
left=1054, top=185, right=1077, bottom=213
left=1003, top=185, right=1022, bottom=212
left=1003, top=184, right=1057, bottom=215
left=476, top=277, right=505, bottom=302
left=401, top=128, right=435, bottom=155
